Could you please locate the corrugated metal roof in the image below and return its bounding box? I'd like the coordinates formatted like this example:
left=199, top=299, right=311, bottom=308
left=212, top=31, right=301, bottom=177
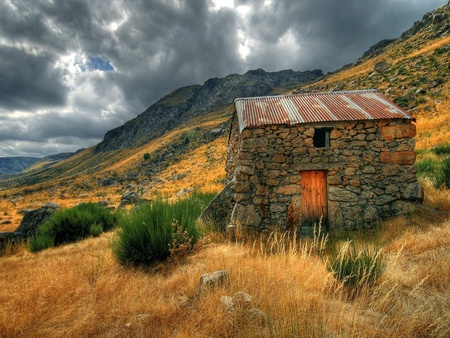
left=234, top=89, right=414, bottom=132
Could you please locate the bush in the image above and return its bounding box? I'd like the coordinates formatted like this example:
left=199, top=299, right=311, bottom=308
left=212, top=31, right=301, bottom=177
left=112, top=192, right=214, bottom=267
left=29, top=234, right=55, bottom=253
left=324, top=240, right=385, bottom=287
left=431, top=144, right=450, bottom=156
left=416, top=158, right=438, bottom=177
left=29, top=203, right=117, bottom=251
left=90, top=222, right=103, bottom=237
left=437, top=157, right=450, bottom=188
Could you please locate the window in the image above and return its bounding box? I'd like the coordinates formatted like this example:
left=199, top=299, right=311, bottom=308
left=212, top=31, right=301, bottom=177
left=313, top=128, right=331, bottom=148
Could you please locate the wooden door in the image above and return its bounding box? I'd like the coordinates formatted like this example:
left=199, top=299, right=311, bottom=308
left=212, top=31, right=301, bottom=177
left=300, top=171, right=328, bottom=228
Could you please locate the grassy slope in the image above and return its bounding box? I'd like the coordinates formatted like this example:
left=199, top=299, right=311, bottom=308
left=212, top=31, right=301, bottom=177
left=1, top=7, right=450, bottom=337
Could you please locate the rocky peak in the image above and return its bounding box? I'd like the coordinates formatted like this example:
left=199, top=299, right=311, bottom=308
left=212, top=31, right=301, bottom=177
left=400, top=4, right=450, bottom=39
left=95, top=68, right=323, bottom=153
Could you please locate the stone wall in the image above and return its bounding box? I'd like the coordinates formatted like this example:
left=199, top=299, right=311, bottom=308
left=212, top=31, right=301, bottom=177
left=226, top=116, right=422, bottom=234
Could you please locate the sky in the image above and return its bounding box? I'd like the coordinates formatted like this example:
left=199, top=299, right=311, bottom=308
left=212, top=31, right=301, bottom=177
left=0, top=0, right=447, bottom=158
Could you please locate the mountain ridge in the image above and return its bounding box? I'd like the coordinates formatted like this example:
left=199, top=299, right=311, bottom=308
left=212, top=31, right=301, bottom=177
left=94, top=68, right=323, bottom=152
left=0, top=3, right=448, bottom=190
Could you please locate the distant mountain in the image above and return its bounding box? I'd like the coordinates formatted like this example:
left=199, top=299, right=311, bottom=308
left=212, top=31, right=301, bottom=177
left=0, top=152, right=77, bottom=177
left=0, top=157, right=40, bottom=176
left=1, top=3, right=448, bottom=190
left=95, top=68, right=323, bottom=152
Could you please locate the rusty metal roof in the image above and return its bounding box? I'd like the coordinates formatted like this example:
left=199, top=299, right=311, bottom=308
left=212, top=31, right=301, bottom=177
left=234, top=89, right=414, bottom=132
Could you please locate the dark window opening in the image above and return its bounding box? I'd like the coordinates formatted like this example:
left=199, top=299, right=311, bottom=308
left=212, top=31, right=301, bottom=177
left=313, top=128, right=331, bottom=148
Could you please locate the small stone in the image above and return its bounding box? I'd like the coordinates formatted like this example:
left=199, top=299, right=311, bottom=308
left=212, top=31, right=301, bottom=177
left=233, top=292, right=253, bottom=309
left=199, top=270, right=231, bottom=296
left=220, top=295, right=235, bottom=311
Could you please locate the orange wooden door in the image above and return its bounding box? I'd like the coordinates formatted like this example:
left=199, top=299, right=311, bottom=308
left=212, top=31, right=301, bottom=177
left=300, top=171, right=328, bottom=227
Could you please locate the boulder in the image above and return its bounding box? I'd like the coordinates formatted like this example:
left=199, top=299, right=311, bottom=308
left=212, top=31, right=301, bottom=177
left=233, top=291, right=253, bottom=309
left=373, top=61, right=391, bottom=73
left=120, top=191, right=140, bottom=208
left=199, top=182, right=233, bottom=232
left=42, top=202, right=61, bottom=210
left=14, top=207, right=55, bottom=238
left=199, top=270, right=231, bottom=296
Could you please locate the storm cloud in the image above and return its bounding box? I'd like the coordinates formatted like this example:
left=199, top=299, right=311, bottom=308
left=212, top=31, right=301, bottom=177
left=0, top=0, right=446, bottom=157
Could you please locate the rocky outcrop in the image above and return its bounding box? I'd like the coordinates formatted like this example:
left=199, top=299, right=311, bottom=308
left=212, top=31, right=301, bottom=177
left=199, top=182, right=233, bottom=232
left=14, top=204, right=59, bottom=238
left=119, top=191, right=141, bottom=208
left=361, top=39, right=396, bottom=60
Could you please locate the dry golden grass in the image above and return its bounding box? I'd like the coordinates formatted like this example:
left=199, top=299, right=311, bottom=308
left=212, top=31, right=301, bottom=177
left=1, top=195, right=450, bottom=338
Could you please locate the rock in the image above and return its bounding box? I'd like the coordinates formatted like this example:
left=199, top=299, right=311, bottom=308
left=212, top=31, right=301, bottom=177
left=373, top=61, right=391, bottom=73
left=328, top=187, right=358, bottom=202
left=97, top=200, right=110, bottom=207
left=42, top=202, right=61, bottom=210
left=199, top=270, right=231, bottom=296
left=176, top=188, right=193, bottom=197
left=1, top=220, right=12, bottom=225
left=230, top=203, right=261, bottom=229
left=245, top=308, right=269, bottom=326
left=199, top=182, right=233, bottom=232
left=14, top=207, right=55, bottom=238
left=402, top=182, right=424, bottom=202
left=120, top=191, right=140, bottom=208
left=205, top=128, right=225, bottom=141
left=233, top=292, right=253, bottom=309
left=0, top=231, right=22, bottom=249
left=169, top=173, right=187, bottom=181
left=19, top=209, right=34, bottom=215
left=220, top=295, right=235, bottom=311
left=380, top=151, right=416, bottom=165
left=364, top=205, right=379, bottom=222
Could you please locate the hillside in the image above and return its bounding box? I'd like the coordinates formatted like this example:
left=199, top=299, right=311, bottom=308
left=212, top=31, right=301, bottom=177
left=0, top=157, right=39, bottom=176
left=303, top=4, right=450, bottom=150
left=1, top=4, right=450, bottom=338
left=0, top=4, right=449, bottom=222
left=0, top=153, right=76, bottom=178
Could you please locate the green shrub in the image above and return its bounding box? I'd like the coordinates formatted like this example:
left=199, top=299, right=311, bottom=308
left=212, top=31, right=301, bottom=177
left=324, top=241, right=385, bottom=287
left=437, top=157, right=450, bottom=188
left=431, top=144, right=450, bottom=156
left=416, top=158, right=439, bottom=178
left=29, top=203, right=117, bottom=251
left=90, top=222, right=103, bottom=237
left=112, top=192, right=214, bottom=267
left=29, top=233, right=55, bottom=252
left=143, top=153, right=151, bottom=160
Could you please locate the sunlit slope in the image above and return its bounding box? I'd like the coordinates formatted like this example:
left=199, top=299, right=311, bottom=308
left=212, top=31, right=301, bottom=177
left=303, top=5, right=450, bottom=150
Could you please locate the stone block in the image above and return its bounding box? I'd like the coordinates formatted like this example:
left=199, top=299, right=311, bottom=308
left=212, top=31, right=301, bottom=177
left=402, top=182, right=424, bottom=202
left=235, top=181, right=250, bottom=193
left=231, top=203, right=262, bottom=227
left=274, top=154, right=286, bottom=163
left=330, top=129, right=341, bottom=139
left=380, top=151, right=416, bottom=165
left=241, top=137, right=268, bottom=149
left=275, top=184, right=300, bottom=195
left=329, top=187, right=358, bottom=202
left=381, top=124, right=416, bottom=141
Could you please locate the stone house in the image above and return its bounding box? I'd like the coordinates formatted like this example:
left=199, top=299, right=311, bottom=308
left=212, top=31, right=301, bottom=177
left=225, top=89, right=423, bottom=235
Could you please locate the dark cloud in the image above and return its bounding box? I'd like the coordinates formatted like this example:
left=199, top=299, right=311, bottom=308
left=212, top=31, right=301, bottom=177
left=0, top=0, right=446, bottom=157
left=0, top=46, right=67, bottom=111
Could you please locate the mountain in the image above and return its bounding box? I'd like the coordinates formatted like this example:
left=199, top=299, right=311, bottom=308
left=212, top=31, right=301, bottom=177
left=95, top=68, right=323, bottom=152
left=0, top=157, right=39, bottom=176
left=0, top=152, right=76, bottom=178
left=0, top=3, right=448, bottom=193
